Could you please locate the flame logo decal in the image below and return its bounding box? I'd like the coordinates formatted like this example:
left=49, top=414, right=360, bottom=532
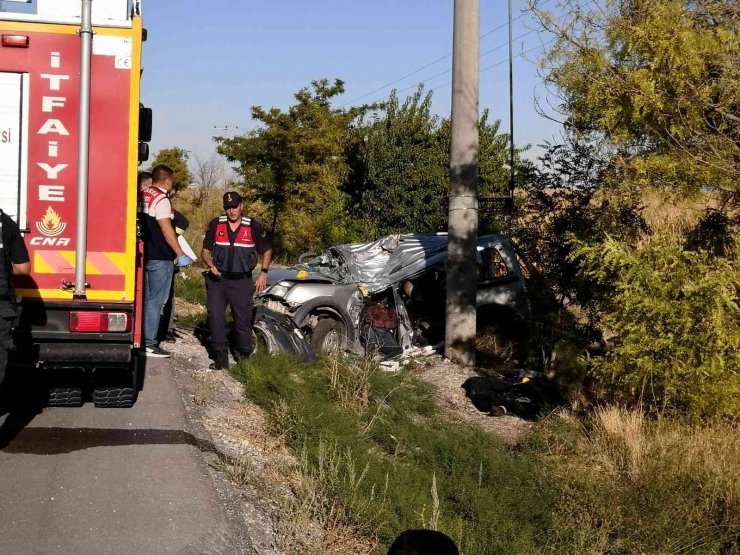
left=36, top=206, right=67, bottom=237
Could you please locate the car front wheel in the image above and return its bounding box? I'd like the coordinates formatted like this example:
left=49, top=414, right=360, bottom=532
left=310, top=318, right=345, bottom=354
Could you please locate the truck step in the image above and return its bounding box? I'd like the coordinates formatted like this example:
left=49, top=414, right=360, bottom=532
left=47, top=387, right=83, bottom=408
left=93, top=387, right=136, bottom=408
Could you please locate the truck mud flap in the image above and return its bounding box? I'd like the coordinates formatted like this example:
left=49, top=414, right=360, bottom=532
left=253, top=307, right=315, bottom=361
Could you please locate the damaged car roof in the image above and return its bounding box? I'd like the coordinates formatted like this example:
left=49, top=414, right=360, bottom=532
left=295, top=233, right=514, bottom=293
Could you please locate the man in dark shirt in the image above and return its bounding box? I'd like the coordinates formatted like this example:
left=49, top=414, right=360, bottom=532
left=201, top=191, right=272, bottom=369
left=0, top=210, right=30, bottom=389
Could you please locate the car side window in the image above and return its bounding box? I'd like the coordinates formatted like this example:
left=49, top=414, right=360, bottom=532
left=478, top=247, right=511, bottom=282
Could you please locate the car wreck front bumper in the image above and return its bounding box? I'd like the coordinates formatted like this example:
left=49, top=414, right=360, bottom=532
left=253, top=306, right=315, bottom=361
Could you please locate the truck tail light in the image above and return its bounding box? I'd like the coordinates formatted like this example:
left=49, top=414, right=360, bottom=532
left=1, top=35, right=30, bottom=48
left=69, top=312, right=131, bottom=333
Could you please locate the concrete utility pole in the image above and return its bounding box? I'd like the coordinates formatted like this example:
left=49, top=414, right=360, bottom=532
left=445, top=0, right=480, bottom=366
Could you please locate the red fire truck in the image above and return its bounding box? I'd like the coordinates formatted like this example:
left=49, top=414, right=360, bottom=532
left=0, top=0, right=149, bottom=407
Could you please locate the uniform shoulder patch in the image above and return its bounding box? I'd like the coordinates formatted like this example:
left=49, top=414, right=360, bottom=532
left=241, top=217, right=252, bottom=226
left=218, top=215, right=228, bottom=222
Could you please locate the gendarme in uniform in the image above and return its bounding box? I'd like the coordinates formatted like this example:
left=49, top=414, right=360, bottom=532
left=201, top=191, right=272, bottom=369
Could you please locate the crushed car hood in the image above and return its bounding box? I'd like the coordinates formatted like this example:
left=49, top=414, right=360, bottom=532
left=294, top=233, right=512, bottom=294
left=263, top=267, right=337, bottom=287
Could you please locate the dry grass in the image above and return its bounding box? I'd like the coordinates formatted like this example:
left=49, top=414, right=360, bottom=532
left=638, top=189, right=732, bottom=246
left=537, top=406, right=740, bottom=553
left=214, top=455, right=253, bottom=488
left=171, top=188, right=225, bottom=256
left=272, top=440, right=380, bottom=555
left=589, top=406, right=648, bottom=479
left=475, top=327, right=519, bottom=374
left=558, top=406, right=740, bottom=491
left=325, top=354, right=377, bottom=413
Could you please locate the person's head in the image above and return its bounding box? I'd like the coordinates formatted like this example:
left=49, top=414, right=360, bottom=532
left=387, top=530, right=459, bottom=555
left=137, top=171, right=152, bottom=192
left=222, top=191, right=243, bottom=222
left=151, top=164, right=174, bottom=191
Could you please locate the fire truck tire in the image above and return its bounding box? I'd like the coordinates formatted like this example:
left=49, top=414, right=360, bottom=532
left=93, top=386, right=136, bottom=408
left=92, top=362, right=139, bottom=408
left=46, top=387, right=84, bottom=408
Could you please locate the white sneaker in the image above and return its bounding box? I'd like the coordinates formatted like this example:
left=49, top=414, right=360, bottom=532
left=144, top=345, right=171, bottom=358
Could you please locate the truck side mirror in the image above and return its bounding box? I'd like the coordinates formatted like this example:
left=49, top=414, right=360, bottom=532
left=138, top=142, right=149, bottom=162
left=139, top=106, right=152, bottom=142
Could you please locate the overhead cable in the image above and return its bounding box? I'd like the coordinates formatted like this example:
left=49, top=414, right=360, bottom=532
left=341, top=0, right=553, bottom=107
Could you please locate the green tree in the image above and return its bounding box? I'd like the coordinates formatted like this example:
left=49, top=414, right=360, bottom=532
left=452, top=109, right=527, bottom=234
left=574, top=237, right=739, bottom=421
left=523, top=0, right=740, bottom=419
left=344, top=88, right=448, bottom=236
left=530, top=0, right=739, bottom=199
left=149, top=147, right=192, bottom=194
left=216, top=79, right=362, bottom=259
left=344, top=86, right=520, bottom=237
left=515, top=134, right=647, bottom=326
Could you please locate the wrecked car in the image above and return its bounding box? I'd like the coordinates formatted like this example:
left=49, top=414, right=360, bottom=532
left=255, top=233, right=532, bottom=355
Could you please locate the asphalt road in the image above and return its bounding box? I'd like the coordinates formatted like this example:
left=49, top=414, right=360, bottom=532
left=0, top=358, right=252, bottom=554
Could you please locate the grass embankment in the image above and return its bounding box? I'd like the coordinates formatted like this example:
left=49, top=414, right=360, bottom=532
left=234, top=353, right=553, bottom=553
left=231, top=353, right=740, bottom=554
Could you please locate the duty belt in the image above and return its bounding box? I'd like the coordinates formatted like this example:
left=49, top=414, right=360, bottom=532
left=220, top=272, right=251, bottom=280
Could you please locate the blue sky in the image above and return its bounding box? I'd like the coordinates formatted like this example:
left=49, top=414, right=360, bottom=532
left=139, top=0, right=562, bottom=162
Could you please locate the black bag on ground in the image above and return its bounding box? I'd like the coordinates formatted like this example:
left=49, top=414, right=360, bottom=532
left=364, top=326, right=403, bottom=359
left=462, top=376, right=547, bottom=419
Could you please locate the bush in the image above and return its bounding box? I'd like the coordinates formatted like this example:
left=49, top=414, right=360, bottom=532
left=574, top=237, right=740, bottom=421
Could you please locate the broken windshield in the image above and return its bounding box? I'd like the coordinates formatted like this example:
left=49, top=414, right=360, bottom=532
left=293, top=249, right=352, bottom=282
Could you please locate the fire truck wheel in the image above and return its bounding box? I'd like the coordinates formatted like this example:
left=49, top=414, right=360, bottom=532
left=93, top=386, right=136, bottom=408
left=92, top=363, right=138, bottom=408
left=46, top=387, right=84, bottom=408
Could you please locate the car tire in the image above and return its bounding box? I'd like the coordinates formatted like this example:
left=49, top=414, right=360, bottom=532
left=310, top=318, right=345, bottom=354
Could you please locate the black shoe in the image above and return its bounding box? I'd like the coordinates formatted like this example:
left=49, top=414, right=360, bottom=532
left=163, top=330, right=178, bottom=343
left=144, top=345, right=171, bottom=358
left=209, top=350, right=229, bottom=370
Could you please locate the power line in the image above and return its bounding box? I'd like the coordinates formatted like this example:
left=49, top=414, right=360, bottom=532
left=364, top=37, right=555, bottom=107
left=480, top=39, right=553, bottom=73
left=341, top=52, right=451, bottom=107
left=480, top=27, right=538, bottom=59
left=361, top=33, right=553, bottom=107
left=341, top=0, right=553, bottom=107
